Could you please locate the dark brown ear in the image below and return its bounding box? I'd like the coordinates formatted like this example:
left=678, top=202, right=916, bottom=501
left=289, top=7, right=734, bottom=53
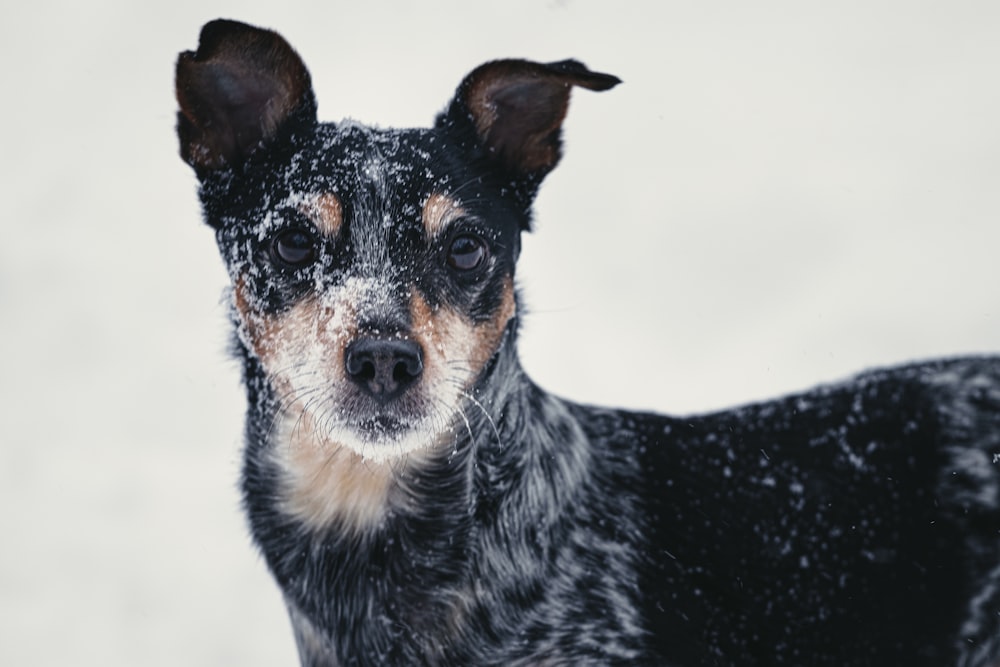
left=175, top=19, right=316, bottom=172
left=440, top=59, right=620, bottom=175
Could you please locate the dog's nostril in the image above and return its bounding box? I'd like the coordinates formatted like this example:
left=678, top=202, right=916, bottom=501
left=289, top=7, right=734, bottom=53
left=345, top=338, right=423, bottom=400
left=347, top=357, right=377, bottom=382
left=393, top=356, right=422, bottom=383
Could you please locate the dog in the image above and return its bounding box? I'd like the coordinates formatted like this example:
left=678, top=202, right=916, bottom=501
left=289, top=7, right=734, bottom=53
left=176, top=19, right=1000, bottom=666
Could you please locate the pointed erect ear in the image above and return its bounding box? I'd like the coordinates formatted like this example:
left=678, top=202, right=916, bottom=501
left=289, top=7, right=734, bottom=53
left=439, top=59, right=620, bottom=175
left=175, top=19, right=316, bottom=172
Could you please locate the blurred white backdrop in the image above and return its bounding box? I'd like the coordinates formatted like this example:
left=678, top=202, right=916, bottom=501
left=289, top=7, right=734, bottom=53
left=1, top=1, right=998, bottom=664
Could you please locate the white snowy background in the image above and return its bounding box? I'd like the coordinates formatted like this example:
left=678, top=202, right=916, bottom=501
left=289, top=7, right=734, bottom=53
left=2, top=1, right=998, bottom=664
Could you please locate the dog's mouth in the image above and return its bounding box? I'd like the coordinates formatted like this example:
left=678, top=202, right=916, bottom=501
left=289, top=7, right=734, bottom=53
left=353, top=414, right=409, bottom=440
left=305, top=387, right=458, bottom=461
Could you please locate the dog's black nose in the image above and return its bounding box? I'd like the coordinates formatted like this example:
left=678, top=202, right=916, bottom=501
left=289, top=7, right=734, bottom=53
left=344, top=338, right=424, bottom=401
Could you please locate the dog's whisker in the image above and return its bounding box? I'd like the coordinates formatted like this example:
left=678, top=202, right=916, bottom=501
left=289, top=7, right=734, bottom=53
left=458, top=390, right=503, bottom=450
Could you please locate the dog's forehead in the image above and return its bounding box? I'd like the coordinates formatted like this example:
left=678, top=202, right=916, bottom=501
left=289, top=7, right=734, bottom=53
left=301, top=123, right=449, bottom=204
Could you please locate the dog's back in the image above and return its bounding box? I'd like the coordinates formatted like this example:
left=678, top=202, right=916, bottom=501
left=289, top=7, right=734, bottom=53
left=176, top=20, right=1000, bottom=666
left=615, top=356, right=1000, bottom=664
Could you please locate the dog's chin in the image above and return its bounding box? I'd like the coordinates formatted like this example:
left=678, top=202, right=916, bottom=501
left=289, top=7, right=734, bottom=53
left=334, top=413, right=454, bottom=463
left=351, top=415, right=423, bottom=454
left=355, top=415, right=408, bottom=440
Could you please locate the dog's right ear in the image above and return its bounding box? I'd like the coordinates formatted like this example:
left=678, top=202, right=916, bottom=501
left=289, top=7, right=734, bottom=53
left=175, top=19, right=316, bottom=173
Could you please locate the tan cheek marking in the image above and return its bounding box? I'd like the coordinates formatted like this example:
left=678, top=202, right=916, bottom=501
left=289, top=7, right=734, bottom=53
left=232, top=277, right=283, bottom=368
left=233, top=279, right=317, bottom=372
left=422, top=192, right=467, bottom=238
left=410, top=291, right=470, bottom=386
left=232, top=277, right=358, bottom=393
left=274, top=412, right=397, bottom=532
left=410, top=280, right=516, bottom=386
left=468, top=279, right=516, bottom=372
left=300, top=192, right=343, bottom=237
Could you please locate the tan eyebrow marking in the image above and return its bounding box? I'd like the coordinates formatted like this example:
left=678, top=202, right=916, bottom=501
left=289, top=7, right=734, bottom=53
left=299, top=192, right=343, bottom=237
left=422, top=192, right=467, bottom=238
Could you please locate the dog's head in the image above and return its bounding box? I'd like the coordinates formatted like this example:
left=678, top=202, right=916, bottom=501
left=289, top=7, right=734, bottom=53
left=176, top=20, right=619, bottom=462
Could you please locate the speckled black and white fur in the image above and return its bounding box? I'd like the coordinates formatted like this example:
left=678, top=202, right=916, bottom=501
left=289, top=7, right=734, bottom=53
left=176, top=19, right=1000, bottom=666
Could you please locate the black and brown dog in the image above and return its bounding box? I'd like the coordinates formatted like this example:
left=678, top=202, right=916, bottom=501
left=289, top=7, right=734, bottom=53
left=176, top=19, right=1000, bottom=666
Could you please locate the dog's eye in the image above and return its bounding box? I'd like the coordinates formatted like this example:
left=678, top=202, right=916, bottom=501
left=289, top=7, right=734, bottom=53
left=447, top=234, right=488, bottom=272
left=270, top=228, right=317, bottom=269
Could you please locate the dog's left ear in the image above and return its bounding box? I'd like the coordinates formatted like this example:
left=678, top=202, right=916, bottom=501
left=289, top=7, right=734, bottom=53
left=438, top=59, right=620, bottom=177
